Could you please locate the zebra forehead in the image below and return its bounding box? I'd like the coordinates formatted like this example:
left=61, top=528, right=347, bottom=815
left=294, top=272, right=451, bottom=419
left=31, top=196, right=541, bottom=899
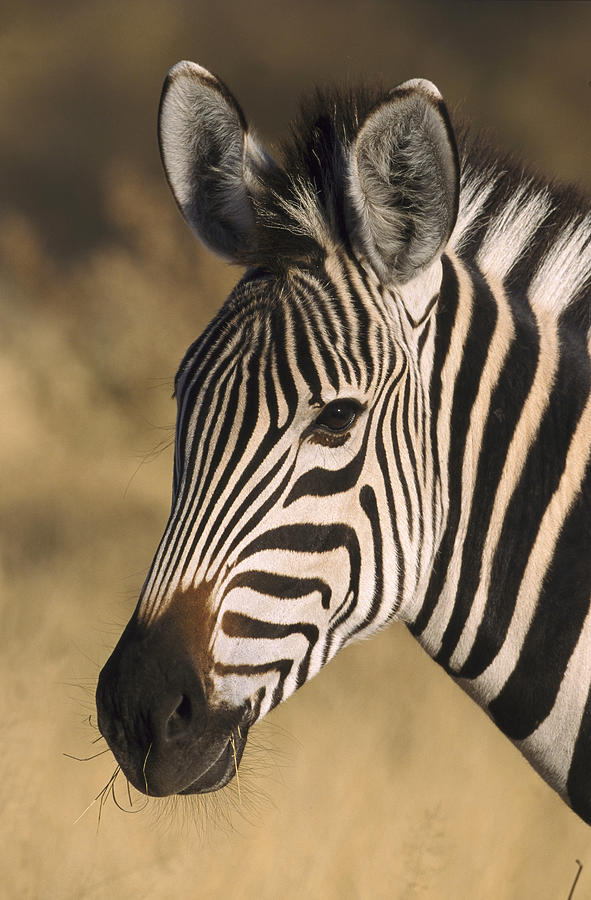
left=173, top=272, right=277, bottom=394
left=174, top=261, right=383, bottom=395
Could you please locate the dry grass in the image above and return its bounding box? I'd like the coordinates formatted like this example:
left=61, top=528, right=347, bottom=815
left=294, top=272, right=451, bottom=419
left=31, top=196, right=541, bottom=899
left=2, top=2, right=591, bottom=897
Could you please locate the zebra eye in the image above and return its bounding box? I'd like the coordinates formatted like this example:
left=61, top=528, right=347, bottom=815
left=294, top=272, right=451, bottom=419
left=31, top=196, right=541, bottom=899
left=314, top=399, right=362, bottom=433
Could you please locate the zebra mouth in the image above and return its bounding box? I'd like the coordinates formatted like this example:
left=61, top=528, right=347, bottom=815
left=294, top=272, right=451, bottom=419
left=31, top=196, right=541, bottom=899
left=178, top=726, right=248, bottom=794
left=95, top=603, right=255, bottom=798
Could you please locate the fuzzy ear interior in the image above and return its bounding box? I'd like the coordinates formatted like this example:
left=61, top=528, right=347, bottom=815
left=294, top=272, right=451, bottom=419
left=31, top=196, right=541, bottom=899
left=348, top=79, right=459, bottom=285
left=158, top=61, right=273, bottom=261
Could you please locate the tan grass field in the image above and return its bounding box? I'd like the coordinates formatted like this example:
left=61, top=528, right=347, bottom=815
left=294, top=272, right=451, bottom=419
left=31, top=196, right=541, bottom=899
left=2, top=2, right=591, bottom=897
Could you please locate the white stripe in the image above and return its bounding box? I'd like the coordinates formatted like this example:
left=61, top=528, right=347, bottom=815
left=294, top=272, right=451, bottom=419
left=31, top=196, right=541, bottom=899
left=449, top=169, right=497, bottom=254
left=427, top=271, right=515, bottom=654
left=450, top=303, right=560, bottom=670
left=515, top=596, right=591, bottom=799
left=402, top=252, right=473, bottom=626
left=529, top=212, right=591, bottom=315
left=465, top=336, right=591, bottom=704
left=476, top=182, right=552, bottom=281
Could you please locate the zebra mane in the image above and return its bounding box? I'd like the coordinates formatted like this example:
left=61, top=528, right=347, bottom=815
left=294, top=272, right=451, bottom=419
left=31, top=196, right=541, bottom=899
left=450, top=127, right=591, bottom=324
left=249, top=84, right=388, bottom=269
left=247, top=85, right=591, bottom=325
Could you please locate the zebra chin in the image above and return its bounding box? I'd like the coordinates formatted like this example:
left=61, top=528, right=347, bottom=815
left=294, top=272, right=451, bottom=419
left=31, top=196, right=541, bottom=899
left=95, top=614, right=252, bottom=797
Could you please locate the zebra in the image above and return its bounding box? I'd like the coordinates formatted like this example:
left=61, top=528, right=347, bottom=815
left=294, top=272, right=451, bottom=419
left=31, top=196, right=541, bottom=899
left=96, top=61, right=591, bottom=824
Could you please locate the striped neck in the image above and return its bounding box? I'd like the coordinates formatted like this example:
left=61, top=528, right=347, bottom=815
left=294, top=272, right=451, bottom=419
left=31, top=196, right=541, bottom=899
left=400, top=250, right=591, bottom=816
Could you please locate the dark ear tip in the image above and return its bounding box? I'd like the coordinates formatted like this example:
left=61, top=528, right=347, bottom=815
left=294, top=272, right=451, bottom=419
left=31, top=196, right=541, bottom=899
left=160, top=60, right=249, bottom=135
left=165, top=60, right=216, bottom=85
left=159, top=62, right=211, bottom=134
left=390, top=78, right=444, bottom=102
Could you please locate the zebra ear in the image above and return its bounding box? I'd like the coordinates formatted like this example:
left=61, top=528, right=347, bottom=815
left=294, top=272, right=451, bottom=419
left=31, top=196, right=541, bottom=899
left=348, top=79, right=459, bottom=285
left=158, top=61, right=273, bottom=262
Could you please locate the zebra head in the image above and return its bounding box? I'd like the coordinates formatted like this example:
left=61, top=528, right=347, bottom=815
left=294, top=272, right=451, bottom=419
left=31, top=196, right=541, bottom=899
left=96, top=62, right=459, bottom=797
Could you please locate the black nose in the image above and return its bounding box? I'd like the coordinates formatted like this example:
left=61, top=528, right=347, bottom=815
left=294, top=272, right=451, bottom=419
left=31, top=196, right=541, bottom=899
left=96, top=615, right=209, bottom=795
left=164, top=693, right=195, bottom=740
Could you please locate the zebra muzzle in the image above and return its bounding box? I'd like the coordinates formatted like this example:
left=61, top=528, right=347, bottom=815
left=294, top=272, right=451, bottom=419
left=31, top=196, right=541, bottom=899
left=95, top=614, right=250, bottom=796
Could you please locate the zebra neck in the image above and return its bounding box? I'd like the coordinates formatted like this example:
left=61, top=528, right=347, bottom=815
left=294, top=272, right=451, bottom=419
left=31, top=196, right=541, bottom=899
left=399, top=252, right=591, bottom=817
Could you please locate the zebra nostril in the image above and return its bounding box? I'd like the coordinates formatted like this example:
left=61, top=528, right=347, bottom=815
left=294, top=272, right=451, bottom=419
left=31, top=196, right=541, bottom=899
left=165, top=694, right=192, bottom=740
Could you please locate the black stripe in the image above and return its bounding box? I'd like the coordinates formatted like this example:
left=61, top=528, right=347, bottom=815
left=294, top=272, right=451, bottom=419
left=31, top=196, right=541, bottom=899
left=213, top=658, right=293, bottom=711
left=435, top=288, right=535, bottom=670
left=293, top=272, right=352, bottom=386
left=412, top=261, right=497, bottom=639
left=238, top=524, right=361, bottom=667
left=567, top=654, right=591, bottom=824
left=226, top=570, right=332, bottom=610
left=342, top=257, right=376, bottom=386
left=207, top=448, right=291, bottom=568
left=221, top=611, right=319, bottom=688
left=293, top=304, right=324, bottom=404
left=489, top=458, right=591, bottom=740
left=283, top=426, right=369, bottom=506
left=460, top=317, right=590, bottom=680
left=375, top=365, right=407, bottom=614
left=400, top=373, right=421, bottom=544
left=301, top=294, right=341, bottom=392
left=270, top=304, right=300, bottom=429
left=216, top=451, right=298, bottom=569
left=389, top=388, right=413, bottom=537
left=175, top=348, right=255, bottom=584
left=323, top=257, right=363, bottom=387
left=146, top=348, right=243, bottom=602
left=348, top=485, right=384, bottom=637
left=411, top=254, right=460, bottom=634
left=560, top=280, right=591, bottom=336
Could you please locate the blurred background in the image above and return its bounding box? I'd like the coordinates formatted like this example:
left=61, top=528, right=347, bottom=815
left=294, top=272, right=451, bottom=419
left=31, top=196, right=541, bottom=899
left=2, top=1, right=591, bottom=897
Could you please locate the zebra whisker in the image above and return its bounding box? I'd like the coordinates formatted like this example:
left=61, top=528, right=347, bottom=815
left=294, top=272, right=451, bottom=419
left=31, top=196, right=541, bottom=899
left=73, top=765, right=120, bottom=828
left=63, top=748, right=111, bottom=762
left=229, top=731, right=242, bottom=806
